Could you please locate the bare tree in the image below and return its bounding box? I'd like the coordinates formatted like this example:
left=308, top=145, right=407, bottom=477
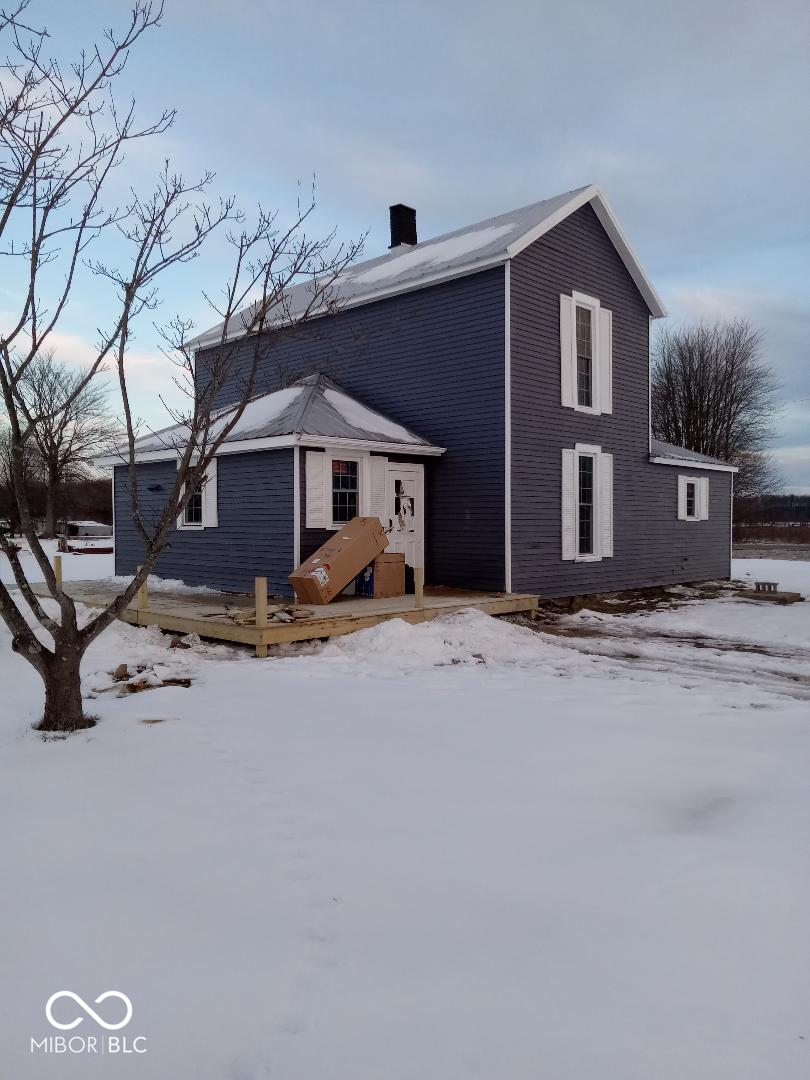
left=651, top=318, right=783, bottom=497
left=0, top=2, right=362, bottom=732
left=15, top=351, right=120, bottom=535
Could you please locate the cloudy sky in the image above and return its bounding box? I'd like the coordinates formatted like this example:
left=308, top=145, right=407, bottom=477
left=11, top=0, right=810, bottom=490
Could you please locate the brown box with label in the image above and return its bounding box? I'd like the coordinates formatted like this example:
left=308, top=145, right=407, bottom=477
left=288, top=516, right=389, bottom=604
left=356, top=552, right=406, bottom=599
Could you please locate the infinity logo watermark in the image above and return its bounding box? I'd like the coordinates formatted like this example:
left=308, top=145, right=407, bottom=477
left=45, top=990, right=133, bottom=1031
left=31, top=989, right=147, bottom=1056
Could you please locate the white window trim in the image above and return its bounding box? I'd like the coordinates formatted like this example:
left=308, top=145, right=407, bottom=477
left=177, top=457, right=218, bottom=531
left=570, top=292, right=602, bottom=415
left=573, top=442, right=602, bottom=561
left=678, top=474, right=709, bottom=522
left=326, top=450, right=365, bottom=530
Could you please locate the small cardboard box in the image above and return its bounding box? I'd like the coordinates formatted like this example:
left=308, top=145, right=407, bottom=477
left=355, top=552, right=406, bottom=599
left=288, top=517, right=388, bottom=604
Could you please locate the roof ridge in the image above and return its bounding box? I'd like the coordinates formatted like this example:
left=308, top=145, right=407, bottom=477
left=289, top=372, right=329, bottom=434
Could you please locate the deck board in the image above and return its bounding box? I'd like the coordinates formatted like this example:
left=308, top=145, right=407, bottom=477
left=33, top=580, right=539, bottom=654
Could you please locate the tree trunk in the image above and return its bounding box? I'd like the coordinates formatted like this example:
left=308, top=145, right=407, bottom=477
left=42, top=482, right=57, bottom=538
left=39, top=646, right=94, bottom=732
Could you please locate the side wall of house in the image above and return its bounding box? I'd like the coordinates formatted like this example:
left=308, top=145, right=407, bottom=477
left=113, top=448, right=294, bottom=594
left=198, top=268, right=507, bottom=591
left=510, top=203, right=732, bottom=596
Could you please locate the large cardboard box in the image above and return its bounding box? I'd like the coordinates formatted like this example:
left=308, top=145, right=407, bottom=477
left=288, top=517, right=388, bottom=604
left=355, top=552, right=406, bottom=599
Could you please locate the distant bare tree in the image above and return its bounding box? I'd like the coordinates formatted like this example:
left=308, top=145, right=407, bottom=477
left=652, top=318, right=783, bottom=497
left=0, top=1, right=362, bottom=732
left=16, top=352, right=120, bottom=536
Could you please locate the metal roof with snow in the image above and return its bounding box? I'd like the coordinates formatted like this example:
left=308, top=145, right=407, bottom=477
left=100, top=374, right=445, bottom=464
left=650, top=439, right=738, bottom=472
left=190, top=184, right=666, bottom=350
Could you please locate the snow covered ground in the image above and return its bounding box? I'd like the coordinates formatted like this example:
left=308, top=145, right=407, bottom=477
left=1, top=561, right=809, bottom=1079
left=0, top=537, right=114, bottom=585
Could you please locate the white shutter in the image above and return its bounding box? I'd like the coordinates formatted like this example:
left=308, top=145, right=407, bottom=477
left=598, top=452, right=613, bottom=558
left=368, top=455, right=387, bottom=524
left=598, top=307, right=613, bottom=415
left=699, top=477, right=710, bottom=520
left=560, top=294, right=575, bottom=409
left=561, top=449, right=576, bottom=560
left=677, top=475, right=688, bottom=519
left=305, top=451, right=328, bottom=529
left=202, top=457, right=218, bottom=528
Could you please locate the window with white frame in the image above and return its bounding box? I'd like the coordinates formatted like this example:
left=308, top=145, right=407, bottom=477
left=305, top=450, right=387, bottom=530
left=677, top=475, right=709, bottom=521
left=560, top=291, right=613, bottom=415
left=177, top=458, right=218, bottom=530
left=331, top=458, right=359, bottom=524
left=562, top=444, right=613, bottom=562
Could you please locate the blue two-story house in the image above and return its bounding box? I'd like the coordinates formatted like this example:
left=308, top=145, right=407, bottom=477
left=112, top=184, right=736, bottom=598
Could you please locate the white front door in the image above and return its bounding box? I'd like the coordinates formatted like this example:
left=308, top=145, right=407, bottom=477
left=386, top=463, right=424, bottom=569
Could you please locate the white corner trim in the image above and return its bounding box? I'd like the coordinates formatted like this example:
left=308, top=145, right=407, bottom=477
left=651, top=455, right=738, bottom=473
left=293, top=441, right=301, bottom=569
left=652, top=313, right=656, bottom=455
left=504, top=260, right=512, bottom=593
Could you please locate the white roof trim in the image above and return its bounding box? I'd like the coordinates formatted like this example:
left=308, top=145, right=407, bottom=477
left=505, top=184, right=667, bottom=318
left=190, top=184, right=666, bottom=349
left=97, top=433, right=446, bottom=467
left=650, top=455, right=738, bottom=473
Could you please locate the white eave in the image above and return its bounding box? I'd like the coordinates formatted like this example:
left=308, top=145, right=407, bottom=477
left=188, top=183, right=667, bottom=350
left=650, top=454, right=738, bottom=473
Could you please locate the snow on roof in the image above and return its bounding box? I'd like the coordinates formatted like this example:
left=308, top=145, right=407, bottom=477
left=189, top=184, right=666, bottom=350
left=125, top=374, right=438, bottom=459
left=650, top=439, right=736, bottom=468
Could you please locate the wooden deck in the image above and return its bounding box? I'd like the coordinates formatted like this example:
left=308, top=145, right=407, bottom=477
left=39, top=580, right=539, bottom=655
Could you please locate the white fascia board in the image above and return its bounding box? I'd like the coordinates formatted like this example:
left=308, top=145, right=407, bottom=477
left=505, top=185, right=599, bottom=257
left=650, top=455, right=738, bottom=473
left=506, top=185, right=667, bottom=320
left=589, top=192, right=667, bottom=318
left=99, top=433, right=446, bottom=466
left=298, top=435, right=446, bottom=456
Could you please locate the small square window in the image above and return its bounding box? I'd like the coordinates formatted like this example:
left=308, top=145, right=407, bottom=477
left=184, top=485, right=203, bottom=525
left=685, top=481, right=697, bottom=520
left=331, top=459, right=358, bottom=524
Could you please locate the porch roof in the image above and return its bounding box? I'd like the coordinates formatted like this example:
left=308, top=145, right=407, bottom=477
left=99, top=374, right=445, bottom=464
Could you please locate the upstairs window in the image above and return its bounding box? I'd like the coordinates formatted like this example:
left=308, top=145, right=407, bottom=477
left=331, top=459, right=358, bottom=524
left=560, top=292, right=613, bottom=415
left=576, top=305, right=593, bottom=409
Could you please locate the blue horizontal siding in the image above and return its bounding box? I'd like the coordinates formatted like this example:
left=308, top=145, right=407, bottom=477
left=114, top=449, right=295, bottom=594
left=197, top=268, right=507, bottom=590
left=510, top=203, right=732, bottom=596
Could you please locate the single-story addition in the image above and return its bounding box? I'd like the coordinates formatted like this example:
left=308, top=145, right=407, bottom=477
left=110, top=183, right=737, bottom=599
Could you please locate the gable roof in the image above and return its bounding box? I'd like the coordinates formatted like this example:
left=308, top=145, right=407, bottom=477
left=650, top=438, right=738, bottom=472
left=98, top=374, right=444, bottom=465
left=190, top=184, right=666, bottom=350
